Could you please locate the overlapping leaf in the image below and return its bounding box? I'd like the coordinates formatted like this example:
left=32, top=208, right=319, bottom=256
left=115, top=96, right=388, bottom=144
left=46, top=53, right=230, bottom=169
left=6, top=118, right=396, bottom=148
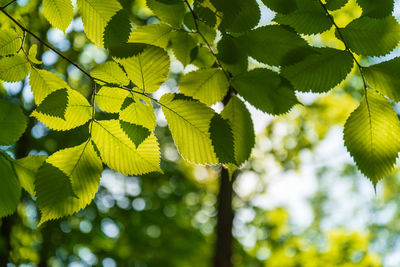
left=13, top=155, right=46, bottom=197
left=221, top=96, right=255, bottom=166
left=326, top=0, right=349, bottom=10
left=0, top=29, right=22, bottom=56
left=232, top=69, right=298, bottom=115
left=95, top=86, right=130, bottom=113
left=29, top=68, right=70, bottom=105
left=0, top=54, right=30, bottom=82
left=91, top=61, right=129, bottom=86
left=261, top=0, right=297, bottom=14
left=211, top=0, right=260, bottom=33
left=31, top=89, right=91, bottom=131
left=339, top=16, right=400, bottom=57
left=115, top=46, right=170, bottom=93
left=171, top=31, right=197, bottom=67
left=344, top=90, right=400, bottom=185
left=275, top=0, right=333, bottom=35
left=128, top=24, right=173, bottom=49
left=35, top=141, right=103, bottom=225
left=363, top=58, right=400, bottom=101
left=42, top=0, right=73, bottom=32
left=91, top=120, right=161, bottom=175
left=119, top=95, right=156, bottom=130
left=281, top=48, right=354, bottom=93
left=356, top=0, right=393, bottom=18
left=146, top=0, right=185, bottom=27
left=159, top=93, right=234, bottom=164
left=77, top=0, right=122, bottom=47
left=238, top=25, right=314, bottom=66
left=179, top=68, right=229, bottom=106
left=0, top=99, right=27, bottom=145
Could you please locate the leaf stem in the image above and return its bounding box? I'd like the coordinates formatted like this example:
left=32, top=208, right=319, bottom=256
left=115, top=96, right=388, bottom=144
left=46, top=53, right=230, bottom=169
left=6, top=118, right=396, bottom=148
left=317, top=0, right=368, bottom=94
left=183, top=0, right=229, bottom=79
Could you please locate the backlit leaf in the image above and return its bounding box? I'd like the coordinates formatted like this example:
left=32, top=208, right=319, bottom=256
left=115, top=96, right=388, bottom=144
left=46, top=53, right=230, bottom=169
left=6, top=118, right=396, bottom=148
left=0, top=54, right=30, bottom=82
left=344, top=90, right=400, bottom=185
left=115, top=46, right=170, bottom=93
left=0, top=99, right=27, bottom=145
left=179, top=68, right=229, bottom=106
left=35, top=141, right=103, bottom=225
left=42, top=0, right=73, bottom=32
left=91, top=120, right=162, bottom=175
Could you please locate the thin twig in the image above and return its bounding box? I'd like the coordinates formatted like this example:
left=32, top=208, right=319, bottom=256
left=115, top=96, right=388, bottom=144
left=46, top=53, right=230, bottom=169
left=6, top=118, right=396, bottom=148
left=318, top=0, right=368, bottom=93
left=0, top=7, right=93, bottom=79
left=1, top=0, right=17, bottom=9
left=183, top=0, right=229, bottom=79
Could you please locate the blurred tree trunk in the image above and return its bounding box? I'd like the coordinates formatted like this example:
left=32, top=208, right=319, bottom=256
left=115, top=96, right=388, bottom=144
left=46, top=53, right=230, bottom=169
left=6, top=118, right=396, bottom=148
left=0, top=214, right=15, bottom=265
left=214, top=167, right=237, bottom=267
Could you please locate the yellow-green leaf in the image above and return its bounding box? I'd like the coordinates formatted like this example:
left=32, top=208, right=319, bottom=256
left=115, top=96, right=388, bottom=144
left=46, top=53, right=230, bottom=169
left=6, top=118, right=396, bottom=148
left=91, top=120, right=162, bottom=175
left=43, top=0, right=74, bottom=32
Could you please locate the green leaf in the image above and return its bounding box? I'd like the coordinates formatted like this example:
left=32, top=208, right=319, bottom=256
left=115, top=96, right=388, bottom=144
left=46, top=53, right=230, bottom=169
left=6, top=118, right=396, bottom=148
left=0, top=54, right=30, bottom=82
left=29, top=68, right=70, bottom=105
left=13, top=155, right=46, bottom=196
left=146, top=0, right=185, bottom=27
left=120, top=120, right=151, bottom=147
left=339, top=16, right=400, bottom=57
left=36, top=88, right=69, bottom=119
left=326, top=0, right=349, bottom=10
left=232, top=69, right=298, bottom=115
left=103, top=10, right=131, bottom=49
left=191, top=46, right=215, bottom=68
left=171, top=31, right=197, bottom=66
left=217, top=35, right=248, bottom=76
left=364, top=58, right=400, bottom=101
left=0, top=28, right=22, bottom=56
left=209, top=114, right=235, bottom=164
left=28, top=44, right=43, bottom=65
left=281, top=48, right=354, bottom=93
left=221, top=96, right=255, bottom=166
left=35, top=141, right=103, bottom=225
left=77, top=0, right=122, bottom=47
left=261, top=0, right=297, bottom=14
left=31, top=89, right=91, bottom=131
left=0, top=153, right=21, bottom=218
left=160, top=93, right=232, bottom=164
left=42, top=0, right=74, bottom=32
left=344, top=90, right=400, bottom=185
left=238, top=25, right=314, bottom=66
left=91, top=61, right=129, bottom=86
left=128, top=23, right=173, bottom=49
left=193, top=6, right=216, bottom=27
left=212, top=0, right=260, bottom=33
left=95, top=86, right=130, bottom=113
left=115, top=46, right=170, bottom=93
left=179, top=68, right=229, bottom=106
left=91, top=120, right=161, bottom=175
left=0, top=99, right=27, bottom=145
left=119, top=95, right=156, bottom=130
left=274, top=0, right=333, bottom=35
left=356, top=0, right=393, bottom=18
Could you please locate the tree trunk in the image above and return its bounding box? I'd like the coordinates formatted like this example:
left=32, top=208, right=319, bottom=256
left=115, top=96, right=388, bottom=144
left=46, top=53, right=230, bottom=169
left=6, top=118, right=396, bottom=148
left=213, top=167, right=236, bottom=267
left=0, top=214, right=15, bottom=265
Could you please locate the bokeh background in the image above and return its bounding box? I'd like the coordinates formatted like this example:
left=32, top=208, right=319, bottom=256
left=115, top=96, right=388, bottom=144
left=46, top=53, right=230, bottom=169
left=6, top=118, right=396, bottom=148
left=1, top=0, right=400, bottom=266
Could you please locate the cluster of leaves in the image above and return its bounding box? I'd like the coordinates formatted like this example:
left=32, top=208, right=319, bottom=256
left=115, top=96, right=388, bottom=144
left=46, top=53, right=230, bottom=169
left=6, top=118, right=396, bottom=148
left=1, top=0, right=400, bottom=223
